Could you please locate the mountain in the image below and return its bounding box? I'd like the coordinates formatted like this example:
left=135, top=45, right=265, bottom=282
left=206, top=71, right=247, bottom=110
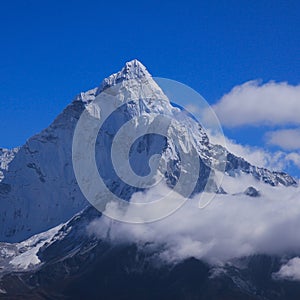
left=0, top=59, right=296, bottom=243
left=0, top=60, right=299, bottom=299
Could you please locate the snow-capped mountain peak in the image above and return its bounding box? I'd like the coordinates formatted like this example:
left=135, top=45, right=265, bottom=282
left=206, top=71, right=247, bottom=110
left=97, top=59, right=151, bottom=93
left=0, top=60, right=297, bottom=243
left=0, top=60, right=299, bottom=300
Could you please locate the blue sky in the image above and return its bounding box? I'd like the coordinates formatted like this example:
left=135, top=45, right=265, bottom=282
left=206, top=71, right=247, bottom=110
left=0, top=0, right=299, bottom=175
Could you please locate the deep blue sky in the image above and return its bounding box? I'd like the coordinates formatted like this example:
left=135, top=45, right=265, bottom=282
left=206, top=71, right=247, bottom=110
left=0, top=0, right=299, bottom=149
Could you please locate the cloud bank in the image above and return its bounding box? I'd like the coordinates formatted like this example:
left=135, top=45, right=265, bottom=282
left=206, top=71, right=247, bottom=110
left=213, top=80, right=300, bottom=128
left=87, top=179, right=300, bottom=266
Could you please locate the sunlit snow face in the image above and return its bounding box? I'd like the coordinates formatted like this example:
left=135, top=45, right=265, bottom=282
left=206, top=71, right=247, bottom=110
left=72, top=76, right=226, bottom=223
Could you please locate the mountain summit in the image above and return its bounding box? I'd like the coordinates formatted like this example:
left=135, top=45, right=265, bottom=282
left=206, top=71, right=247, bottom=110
left=98, top=59, right=151, bottom=92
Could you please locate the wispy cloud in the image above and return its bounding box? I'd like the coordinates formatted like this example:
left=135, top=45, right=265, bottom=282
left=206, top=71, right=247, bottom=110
left=286, top=152, right=300, bottom=168
left=213, top=80, right=300, bottom=127
left=209, top=132, right=299, bottom=172
left=266, top=128, right=300, bottom=151
left=209, top=81, right=300, bottom=174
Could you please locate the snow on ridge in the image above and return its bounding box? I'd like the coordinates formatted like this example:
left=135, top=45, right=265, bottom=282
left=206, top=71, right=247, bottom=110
left=97, top=59, right=151, bottom=93
left=2, top=223, right=64, bottom=271
left=0, top=147, right=19, bottom=182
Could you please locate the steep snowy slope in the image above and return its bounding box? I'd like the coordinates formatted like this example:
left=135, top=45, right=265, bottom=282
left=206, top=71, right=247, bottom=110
left=0, top=60, right=296, bottom=243
left=0, top=148, right=18, bottom=182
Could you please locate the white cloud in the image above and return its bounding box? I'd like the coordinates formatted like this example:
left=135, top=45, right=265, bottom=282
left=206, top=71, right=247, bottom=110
left=87, top=181, right=300, bottom=265
left=209, top=132, right=297, bottom=171
left=208, top=81, right=300, bottom=173
left=266, top=129, right=300, bottom=150
left=274, top=257, right=300, bottom=281
left=213, top=80, right=300, bottom=127
left=286, top=152, right=300, bottom=168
